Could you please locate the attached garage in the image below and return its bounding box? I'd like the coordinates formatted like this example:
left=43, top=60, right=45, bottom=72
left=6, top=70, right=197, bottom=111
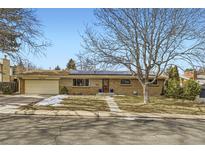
left=25, top=79, right=59, bottom=94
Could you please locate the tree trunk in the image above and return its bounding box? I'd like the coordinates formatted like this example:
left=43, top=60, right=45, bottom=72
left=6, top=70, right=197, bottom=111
left=143, top=84, right=149, bottom=104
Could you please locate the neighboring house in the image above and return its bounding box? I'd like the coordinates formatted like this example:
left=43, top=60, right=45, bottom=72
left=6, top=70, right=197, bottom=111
left=0, top=55, right=16, bottom=82
left=18, top=70, right=167, bottom=95
left=180, top=70, right=204, bottom=86
left=0, top=56, right=26, bottom=93
left=180, top=70, right=205, bottom=97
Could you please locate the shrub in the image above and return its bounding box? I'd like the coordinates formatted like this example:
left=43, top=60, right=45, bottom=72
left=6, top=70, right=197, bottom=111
left=183, top=79, right=201, bottom=100
left=2, top=85, right=13, bottom=94
left=165, top=79, right=183, bottom=98
left=60, top=86, right=68, bottom=94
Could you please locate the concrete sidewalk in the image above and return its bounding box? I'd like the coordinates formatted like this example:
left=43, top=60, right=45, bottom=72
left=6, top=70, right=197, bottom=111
left=105, top=96, right=121, bottom=112
left=1, top=109, right=202, bottom=120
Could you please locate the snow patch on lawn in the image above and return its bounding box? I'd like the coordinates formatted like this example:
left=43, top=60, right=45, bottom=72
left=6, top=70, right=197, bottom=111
left=36, top=95, right=68, bottom=106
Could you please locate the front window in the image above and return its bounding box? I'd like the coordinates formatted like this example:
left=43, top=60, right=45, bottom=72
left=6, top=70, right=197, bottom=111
left=121, top=79, right=131, bottom=85
left=73, top=79, right=89, bottom=86
left=148, top=79, right=158, bottom=85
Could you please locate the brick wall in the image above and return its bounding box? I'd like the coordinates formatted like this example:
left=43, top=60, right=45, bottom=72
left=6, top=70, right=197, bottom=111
left=109, top=79, right=141, bottom=95
left=59, top=78, right=101, bottom=95
left=59, top=78, right=164, bottom=96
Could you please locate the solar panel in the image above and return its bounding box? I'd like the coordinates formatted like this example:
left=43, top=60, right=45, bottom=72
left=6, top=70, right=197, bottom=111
left=69, top=70, right=132, bottom=75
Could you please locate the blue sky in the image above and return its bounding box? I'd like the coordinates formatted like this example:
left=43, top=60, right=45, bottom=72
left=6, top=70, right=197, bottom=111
left=29, top=8, right=95, bottom=69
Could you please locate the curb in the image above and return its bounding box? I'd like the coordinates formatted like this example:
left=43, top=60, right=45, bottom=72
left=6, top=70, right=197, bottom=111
left=0, top=109, right=201, bottom=120
left=1, top=109, right=205, bottom=120
left=14, top=110, right=125, bottom=118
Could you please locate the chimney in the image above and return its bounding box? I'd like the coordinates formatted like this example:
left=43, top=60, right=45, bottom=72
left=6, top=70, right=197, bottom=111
left=184, top=70, right=197, bottom=80
left=2, top=55, right=10, bottom=82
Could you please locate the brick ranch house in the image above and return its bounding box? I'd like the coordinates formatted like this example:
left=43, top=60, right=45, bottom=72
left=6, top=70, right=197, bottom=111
left=17, top=70, right=167, bottom=95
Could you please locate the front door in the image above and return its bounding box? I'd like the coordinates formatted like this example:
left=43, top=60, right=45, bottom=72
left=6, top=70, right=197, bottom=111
left=102, top=79, right=109, bottom=93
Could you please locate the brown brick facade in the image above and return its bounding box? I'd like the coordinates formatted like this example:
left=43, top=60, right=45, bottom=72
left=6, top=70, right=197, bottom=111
left=59, top=78, right=164, bottom=96
left=59, top=78, right=101, bottom=95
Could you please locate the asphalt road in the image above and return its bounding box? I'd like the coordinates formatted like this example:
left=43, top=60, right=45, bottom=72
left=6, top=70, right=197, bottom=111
left=0, top=114, right=205, bottom=144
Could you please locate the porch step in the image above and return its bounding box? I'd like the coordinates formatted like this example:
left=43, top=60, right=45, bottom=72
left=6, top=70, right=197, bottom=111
left=96, top=93, right=115, bottom=96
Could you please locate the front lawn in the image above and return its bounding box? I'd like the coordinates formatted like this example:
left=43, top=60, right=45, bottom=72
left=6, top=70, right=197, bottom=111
left=114, top=96, right=205, bottom=115
left=21, top=95, right=109, bottom=112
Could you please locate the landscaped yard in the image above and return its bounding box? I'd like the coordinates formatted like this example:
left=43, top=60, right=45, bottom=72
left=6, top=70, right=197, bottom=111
left=114, top=96, right=205, bottom=115
left=21, top=95, right=109, bottom=112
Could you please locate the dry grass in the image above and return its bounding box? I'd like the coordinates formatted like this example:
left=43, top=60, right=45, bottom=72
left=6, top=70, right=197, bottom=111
left=21, top=95, right=109, bottom=112
left=114, top=96, right=205, bottom=115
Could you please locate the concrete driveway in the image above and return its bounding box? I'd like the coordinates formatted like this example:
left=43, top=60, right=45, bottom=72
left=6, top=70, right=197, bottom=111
left=0, top=95, right=44, bottom=113
left=0, top=115, right=205, bottom=144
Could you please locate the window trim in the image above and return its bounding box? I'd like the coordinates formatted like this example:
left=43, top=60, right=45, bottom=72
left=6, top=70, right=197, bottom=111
left=73, top=79, right=90, bottom=87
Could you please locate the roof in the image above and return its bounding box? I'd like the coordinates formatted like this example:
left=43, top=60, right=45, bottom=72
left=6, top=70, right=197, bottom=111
left=69, top=70, right=132, bottom=75
left=20, top=70, right=69, bottom=76
left=18, top=69, right=167, bottom=79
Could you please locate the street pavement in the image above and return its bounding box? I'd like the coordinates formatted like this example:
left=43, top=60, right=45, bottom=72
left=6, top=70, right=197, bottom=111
left=0, top=114, right=205, bottom=144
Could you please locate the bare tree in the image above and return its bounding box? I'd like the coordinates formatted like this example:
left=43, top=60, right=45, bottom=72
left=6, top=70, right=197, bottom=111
left=81, top=9, right=205, bottom=103
left=76, top=51, right=122, bottom=71
left=17, top=59, right=40, bottom=71
left=76, top=52, right=97, bottom=70
left=0, top=8, right=50, bottom=62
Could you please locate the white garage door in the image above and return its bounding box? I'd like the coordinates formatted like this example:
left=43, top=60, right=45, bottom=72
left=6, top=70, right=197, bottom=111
left=25, top=80, right=59, bottom=94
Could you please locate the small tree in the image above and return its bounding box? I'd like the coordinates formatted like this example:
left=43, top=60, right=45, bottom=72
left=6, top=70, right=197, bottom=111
left=183, top=79, right=201, bottom=100
left=168, top=65, right=180, bottom=81
left=60, top=86, right=68, bottom=94
left=164, top=65, right=181, bottom=97
left=66, top=59, right=76, bottom=70
left=55, top=65, right=61, bottom=70
left=165, top=79, right=182, bottom=98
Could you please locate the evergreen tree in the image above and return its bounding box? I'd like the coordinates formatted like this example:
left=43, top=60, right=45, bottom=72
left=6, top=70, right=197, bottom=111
left=55, top=65, right=61, bottom=70
left=183, top=79, right=201, bottom=100
left=66, top=59, right=76, bottom=70
left=165, top=65, right=181, bottom=97
left=168, top=65, right=180, bottom=81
